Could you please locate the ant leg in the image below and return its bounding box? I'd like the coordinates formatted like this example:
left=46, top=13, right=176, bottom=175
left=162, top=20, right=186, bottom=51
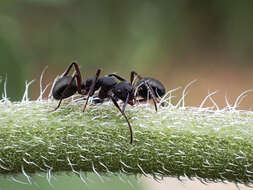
left=130, top=71, right=145, bottom=105
left=61, top=62, right=84, bottom=94
left=122, top=93, right=129, bottom=113
left=131, top=71, right=158, bottom=111
left=130, top=71, right=144, bottom=100
left=143, top=81, right=158, bottom=112
left=50, top=99, right=63, bottom=112
left=108, top=73, right=127, bottom=81
left=64, top=62, right=83, bottom=90
left=110, top=95, right=133, bottom=144
left=63, top=62, right=82, bottom=79
left=130, top=72, right=136, bottom=85
left=83, top=69, right=101, bottom=112
left=130, top=71, right=143, bottom=85
left=130, top=71, right=141, bottom=85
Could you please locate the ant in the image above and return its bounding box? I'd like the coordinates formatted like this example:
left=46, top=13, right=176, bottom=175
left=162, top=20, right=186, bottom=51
left=52, top=62, right=159, bottom=144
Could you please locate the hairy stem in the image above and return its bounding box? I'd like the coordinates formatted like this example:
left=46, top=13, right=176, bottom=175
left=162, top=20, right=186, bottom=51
left=0, top=101, right=252, bottom=185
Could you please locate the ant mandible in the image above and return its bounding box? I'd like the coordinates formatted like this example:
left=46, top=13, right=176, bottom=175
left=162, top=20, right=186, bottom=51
left=52, top=62, right=159, bottom=144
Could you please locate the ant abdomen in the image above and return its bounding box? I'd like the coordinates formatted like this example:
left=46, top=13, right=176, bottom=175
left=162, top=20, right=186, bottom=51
left=52, top=76, right=77, bottom=100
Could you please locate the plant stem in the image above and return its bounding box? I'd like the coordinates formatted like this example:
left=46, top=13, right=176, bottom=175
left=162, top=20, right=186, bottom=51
left=0, top=101, right=252, bottom=185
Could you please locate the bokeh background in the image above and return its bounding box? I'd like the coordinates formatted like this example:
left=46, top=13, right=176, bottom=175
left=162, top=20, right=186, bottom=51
left=0, top=1, right=252, bottom=189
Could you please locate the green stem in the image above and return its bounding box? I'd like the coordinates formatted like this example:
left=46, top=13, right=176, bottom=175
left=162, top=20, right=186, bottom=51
left=0, top=101, right=252, bottom=185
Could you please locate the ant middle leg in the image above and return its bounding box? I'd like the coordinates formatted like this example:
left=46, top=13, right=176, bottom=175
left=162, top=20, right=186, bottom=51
left=83, top=68, right=101, bottom=112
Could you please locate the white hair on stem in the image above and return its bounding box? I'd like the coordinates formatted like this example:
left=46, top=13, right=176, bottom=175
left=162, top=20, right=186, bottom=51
left=158, top=86, right=181, bottom=107
left=22, top=80, right=35, bottom=102
left=92, top=162, right=104, bottom=183
left=21, top=165, right=32, bottom=184
left=79, top=171, right=88, bottom=184
left=0, top=76, right=3, bottom=103
left=37, top=66, right=51, bottom=101
left=176, top=79, right=197, bottom=109
left=232, top=89, right=253, bottom=110
left=46, top=168, right=54, bottom=187
left=225, top=93, right=232, bottom=110
left=67, top=156, right=79, bottom=175
left=3, top=75, right=7, bottom=100
left=137, top=164, right=148, bottom=177
left=10, top=176, right=29, bottom=185
left=199, top=91, right=218, bottom=110
left=208, top=90, right=220, bottom=111
left=0, top=162, right=10, bottom=171
left=48, top=75, right=59, bottom=99
left=1, top=75, right=10, bottom=103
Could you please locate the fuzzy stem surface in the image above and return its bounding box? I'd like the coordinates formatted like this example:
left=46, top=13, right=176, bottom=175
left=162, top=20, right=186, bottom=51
left=0, top=101, right=252, bottom=185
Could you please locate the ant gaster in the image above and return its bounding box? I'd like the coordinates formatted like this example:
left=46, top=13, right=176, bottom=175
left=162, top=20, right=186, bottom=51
left=52, top=62, right=159, bottom=144
left=52, top=62, right=100, bottom=112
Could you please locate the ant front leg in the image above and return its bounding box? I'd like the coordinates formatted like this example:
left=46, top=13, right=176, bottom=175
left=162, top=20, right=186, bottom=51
left=130, top=71, right=142, bottom=86
left=83, top=69, right=101, bottom=112
left=131, top=71, right=158, bottom=112
left=110, top=95, right=133, bottom=144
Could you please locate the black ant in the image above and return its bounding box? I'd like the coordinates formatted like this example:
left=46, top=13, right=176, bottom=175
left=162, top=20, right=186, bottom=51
left=52, top=62, right=159, bottom=144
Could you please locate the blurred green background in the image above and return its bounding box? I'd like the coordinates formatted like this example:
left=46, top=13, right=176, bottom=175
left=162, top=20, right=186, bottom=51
left=0, top=0, right=253, bottom=189
left=1, top=0, right=253, bottom=108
